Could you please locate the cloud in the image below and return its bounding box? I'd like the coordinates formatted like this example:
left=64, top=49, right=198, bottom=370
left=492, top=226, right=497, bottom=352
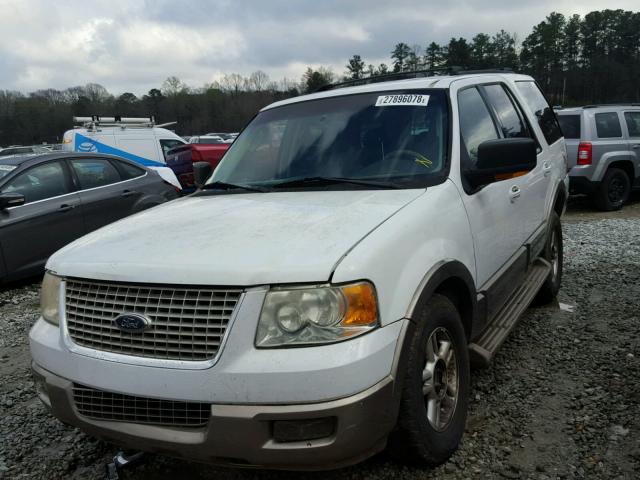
left=0, top=0, right=637, bottom=94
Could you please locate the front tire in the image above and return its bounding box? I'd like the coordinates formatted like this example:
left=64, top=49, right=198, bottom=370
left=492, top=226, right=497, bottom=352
left=389, top=294, right=469, bottom=466
left=534, top=212, right=563, bottom=305
left=593, top=167, right=630, bottom=211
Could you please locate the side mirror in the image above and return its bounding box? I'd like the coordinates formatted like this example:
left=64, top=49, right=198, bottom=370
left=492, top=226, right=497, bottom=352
left=0, top=192, right=25, bottom=209
left=193, top=162, right=213, bottom=189
left=466, top=138, right=537, bottom=189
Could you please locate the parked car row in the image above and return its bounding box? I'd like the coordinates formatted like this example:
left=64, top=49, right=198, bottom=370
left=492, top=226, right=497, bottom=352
left=61, top=117, right=235, bottom=190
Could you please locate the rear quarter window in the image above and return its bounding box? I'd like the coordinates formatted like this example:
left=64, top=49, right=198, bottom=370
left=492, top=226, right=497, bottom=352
left=594, top=113, right=622, bottom=138
left=557, top=115, right=581, bottom=139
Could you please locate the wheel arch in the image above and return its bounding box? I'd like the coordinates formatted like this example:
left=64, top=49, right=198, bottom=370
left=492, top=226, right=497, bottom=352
left=552, top=180, right=568, bottom=218
left=607, top=160, right=635, bottom=183
left=406, top=260, right=477, bottom=341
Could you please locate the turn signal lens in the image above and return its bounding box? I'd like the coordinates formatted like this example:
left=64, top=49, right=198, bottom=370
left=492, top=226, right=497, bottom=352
left=341, top=283, right=378, bottom=327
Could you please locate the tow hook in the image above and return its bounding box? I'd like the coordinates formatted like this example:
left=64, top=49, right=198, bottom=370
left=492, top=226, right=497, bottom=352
left=105, top=450, right=145, bottom=480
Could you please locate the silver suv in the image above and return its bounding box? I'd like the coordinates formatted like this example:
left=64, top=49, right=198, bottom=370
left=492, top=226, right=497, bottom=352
left=556, top=105, right=640, bottom=210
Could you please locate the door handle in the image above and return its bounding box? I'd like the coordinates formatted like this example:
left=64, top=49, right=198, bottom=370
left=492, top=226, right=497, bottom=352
left=510, top=185, right=521, bottom=203
left=633, top=144, right=640, bottom=149
left=543, top=162, right=552, bottom=177
left=58, top=204, right=74, bottom=212
left=121, top=190, right=138, bottom=197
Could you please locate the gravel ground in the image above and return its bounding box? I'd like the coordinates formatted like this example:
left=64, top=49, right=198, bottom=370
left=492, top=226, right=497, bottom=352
left=1, top=195, right=639, bottom=480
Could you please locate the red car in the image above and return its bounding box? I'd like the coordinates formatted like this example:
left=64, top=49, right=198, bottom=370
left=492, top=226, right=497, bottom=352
left=166, top=136, right=231, bottom=189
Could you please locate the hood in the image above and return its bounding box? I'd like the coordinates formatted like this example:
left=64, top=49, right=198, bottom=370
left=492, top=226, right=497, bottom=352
left=48, top=190, right=424, bottom=285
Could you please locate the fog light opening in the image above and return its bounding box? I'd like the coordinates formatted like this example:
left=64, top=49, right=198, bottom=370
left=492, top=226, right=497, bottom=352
left=272, top=417, right=336, bottom=443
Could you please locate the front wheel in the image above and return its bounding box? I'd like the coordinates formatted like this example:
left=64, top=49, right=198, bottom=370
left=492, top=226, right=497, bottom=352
left=389, top=294, right=469, bottom=466
left=534, top=212, right=563, bottom=305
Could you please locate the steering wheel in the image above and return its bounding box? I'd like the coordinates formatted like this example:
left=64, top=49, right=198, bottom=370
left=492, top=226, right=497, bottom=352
left=385, top=149, right=433, bottom=168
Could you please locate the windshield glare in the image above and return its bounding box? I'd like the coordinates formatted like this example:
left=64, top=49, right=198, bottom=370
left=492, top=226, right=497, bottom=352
left=0, top=164, right=17, bottom=180
left=210, top=90, right=449, bottom=189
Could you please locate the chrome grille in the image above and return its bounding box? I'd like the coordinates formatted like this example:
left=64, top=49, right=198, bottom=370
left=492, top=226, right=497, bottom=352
left=72, top=384, right=210, bottom=427
left=65, top=278, right=242, bottom=361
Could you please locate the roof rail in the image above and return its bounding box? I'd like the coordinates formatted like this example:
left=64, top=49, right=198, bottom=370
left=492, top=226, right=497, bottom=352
left=315, top=67, right=515, bottom=92
left=582, top=103, right=640, bottom=109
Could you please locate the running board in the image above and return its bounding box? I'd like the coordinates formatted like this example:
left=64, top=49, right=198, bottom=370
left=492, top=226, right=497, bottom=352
left=469, top=258, right=551, bottom=368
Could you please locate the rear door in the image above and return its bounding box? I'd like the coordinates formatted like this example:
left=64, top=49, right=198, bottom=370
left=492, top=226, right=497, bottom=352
left=0, top=161, right=83, bottom=278
left=67, top=157, right=144, bottom=233
left=514, top=80, right=565, bottom=226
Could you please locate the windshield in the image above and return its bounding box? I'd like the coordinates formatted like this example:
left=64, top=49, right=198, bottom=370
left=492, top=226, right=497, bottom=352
left=209, top=90, right=449, bottom=189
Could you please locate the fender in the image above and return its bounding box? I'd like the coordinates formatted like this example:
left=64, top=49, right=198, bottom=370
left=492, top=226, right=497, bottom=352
left=593, top=152, right=636, bottom=182
left=406, top=259, right=478, bottom=340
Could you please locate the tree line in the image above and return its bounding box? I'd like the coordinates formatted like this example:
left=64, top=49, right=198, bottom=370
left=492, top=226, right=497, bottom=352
left=0, top=9, right=637, bottom=147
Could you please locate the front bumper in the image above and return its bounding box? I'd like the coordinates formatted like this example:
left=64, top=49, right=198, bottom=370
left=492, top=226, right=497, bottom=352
left=32, top=362, right=398, bottom=470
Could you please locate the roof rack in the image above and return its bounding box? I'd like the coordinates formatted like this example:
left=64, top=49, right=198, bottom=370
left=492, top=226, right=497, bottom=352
left=315, top=67, right=515, bottom=92
left=73, top=116, right=158, bottom=130
left=582, top=103, right=640, bottom=109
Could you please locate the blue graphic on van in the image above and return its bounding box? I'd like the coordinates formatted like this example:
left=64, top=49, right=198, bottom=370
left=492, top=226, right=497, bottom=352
left=73, top=133, right=164, bottom=167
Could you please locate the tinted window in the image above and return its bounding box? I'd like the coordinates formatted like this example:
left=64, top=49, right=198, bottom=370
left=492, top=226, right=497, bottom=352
left=557, top=115, right=581, bottom=139
left=115, top=160, right=145, bottom=180
left=0, top=164, right=17, bottom=180
left=70, top=159, right=121, bottom=189
left=160, top=139, right=184, bottom=158
left=483, top=84, right=528, bottom=138
left=595, top=113, right=622, bottom=138
left=624, top=112, right=640, bottom=138
left=515, top=81, right=562, bottom=145
left=212, top=90, right=450, bottom=188
left=1, top=162, right=69, bottom=203
left=458, top=87, right=499, bottom=165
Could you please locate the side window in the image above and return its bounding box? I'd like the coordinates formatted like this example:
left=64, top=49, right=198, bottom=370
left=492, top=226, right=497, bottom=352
left=515, top=81, right=562, bottom=145
left=114, top=160, right=146, bottom=180
left=483, top=84, right=529, bottom=139
left=595, top=113, right=622, bottom=138
left=1, top=162, right=69, bottom=203
left=160, top=139, right=184, bottom=159
left=70, top=158, right=121, bottom=190
left=458, top=87, right=499, bottom=166
left=625, top=112, right=640, bottom=138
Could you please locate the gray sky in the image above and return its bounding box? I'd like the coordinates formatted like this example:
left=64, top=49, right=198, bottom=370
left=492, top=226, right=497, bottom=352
left=0, top=0, right=637, bottom=95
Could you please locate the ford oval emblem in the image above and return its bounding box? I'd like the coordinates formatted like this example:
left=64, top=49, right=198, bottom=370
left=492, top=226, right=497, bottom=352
left=114, top=313, right=150, bottom=333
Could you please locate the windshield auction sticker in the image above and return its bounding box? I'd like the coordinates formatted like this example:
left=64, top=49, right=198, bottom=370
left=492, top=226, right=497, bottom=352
left=375, top=94, right=430, bottom=107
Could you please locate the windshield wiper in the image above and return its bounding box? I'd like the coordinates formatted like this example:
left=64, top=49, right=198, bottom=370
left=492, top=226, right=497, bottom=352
left=201, top=181, right=269, bottom=193
left=270, top=176, right=402, bottom=190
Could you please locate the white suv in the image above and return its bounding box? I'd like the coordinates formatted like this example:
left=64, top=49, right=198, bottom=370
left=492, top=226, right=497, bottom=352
left=30, top=73, right=568, bottom=470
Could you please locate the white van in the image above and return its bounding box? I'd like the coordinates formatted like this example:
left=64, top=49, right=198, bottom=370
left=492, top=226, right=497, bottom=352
left=62, top=116, right=186, bottom=188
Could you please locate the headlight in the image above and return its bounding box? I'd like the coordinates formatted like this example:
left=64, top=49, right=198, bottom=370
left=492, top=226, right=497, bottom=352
left=256, top=282, right=379, bottom=347
left=40, top=272, right=61, bottom=326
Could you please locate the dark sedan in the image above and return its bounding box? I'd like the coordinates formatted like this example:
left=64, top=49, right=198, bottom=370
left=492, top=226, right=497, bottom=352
left=0, top=152, right=179, bottom=282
